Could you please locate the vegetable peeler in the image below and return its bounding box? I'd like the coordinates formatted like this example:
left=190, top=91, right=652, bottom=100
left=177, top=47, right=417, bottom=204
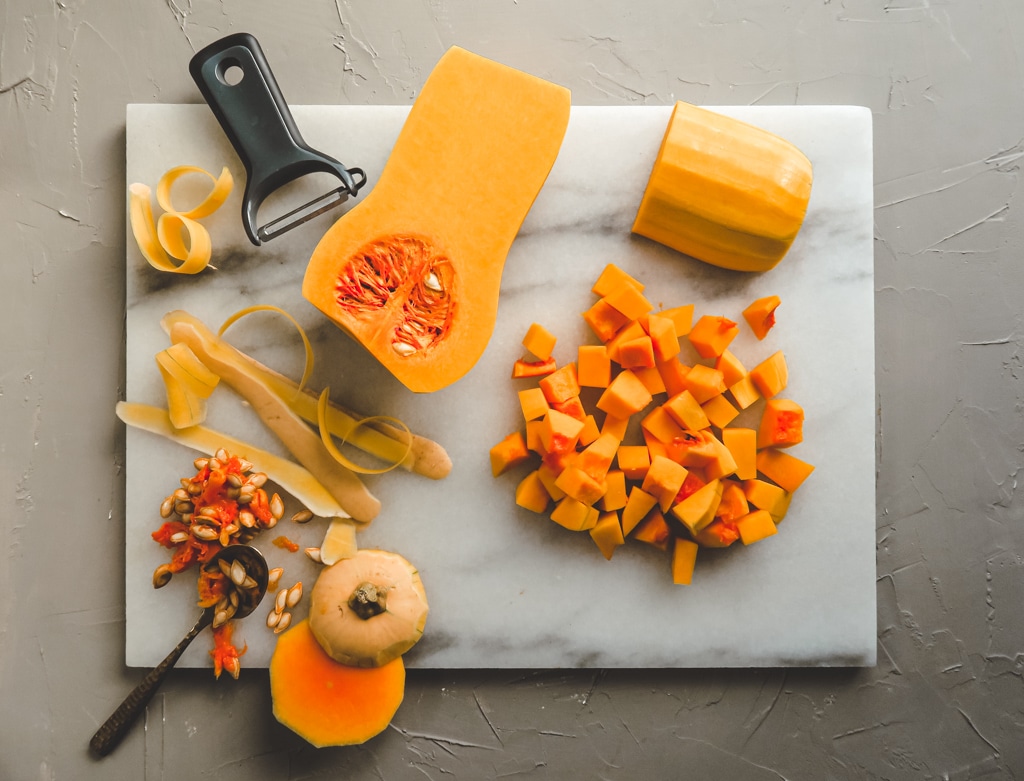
left=189, top=33, right=366, bottom=246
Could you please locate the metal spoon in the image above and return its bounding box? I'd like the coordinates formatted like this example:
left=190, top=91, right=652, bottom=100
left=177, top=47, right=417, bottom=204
left=89, top=544, right=270, bottom=757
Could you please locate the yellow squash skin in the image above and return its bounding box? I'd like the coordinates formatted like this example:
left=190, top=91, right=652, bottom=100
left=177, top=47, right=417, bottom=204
left=303, top=46, right=571, bottom=393
left=632, top=102, right=813, bottom=273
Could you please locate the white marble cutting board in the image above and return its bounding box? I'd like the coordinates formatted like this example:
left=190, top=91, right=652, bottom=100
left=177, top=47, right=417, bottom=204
left=125, top=103, right=875, bottom=669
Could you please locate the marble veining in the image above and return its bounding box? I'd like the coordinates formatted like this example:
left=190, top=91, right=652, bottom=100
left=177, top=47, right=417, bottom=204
left=125, top=104, right=875, bottom=669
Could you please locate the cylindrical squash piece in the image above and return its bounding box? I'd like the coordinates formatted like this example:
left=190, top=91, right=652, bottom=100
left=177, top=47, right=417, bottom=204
left=632, top=102, right=813, bottom=272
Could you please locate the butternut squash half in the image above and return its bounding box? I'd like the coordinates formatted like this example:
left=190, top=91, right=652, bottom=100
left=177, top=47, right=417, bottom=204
left=632, top=102, right=813, bottom=273
left=303, top=46, right=571, bottom=393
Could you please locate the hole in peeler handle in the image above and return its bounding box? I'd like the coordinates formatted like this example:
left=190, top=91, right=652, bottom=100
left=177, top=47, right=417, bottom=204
left=216, top=58, right=245, bottom=86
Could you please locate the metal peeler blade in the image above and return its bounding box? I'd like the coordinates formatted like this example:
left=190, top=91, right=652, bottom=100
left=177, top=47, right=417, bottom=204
left=189, top=32, right=366, bottom=246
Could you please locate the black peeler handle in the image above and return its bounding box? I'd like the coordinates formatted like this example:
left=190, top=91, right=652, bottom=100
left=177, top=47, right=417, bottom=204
left=189, top=32, right=365, bottom=245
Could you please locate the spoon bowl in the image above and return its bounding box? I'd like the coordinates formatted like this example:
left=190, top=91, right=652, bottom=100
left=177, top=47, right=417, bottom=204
left=89, top=544, right=270, bottom=757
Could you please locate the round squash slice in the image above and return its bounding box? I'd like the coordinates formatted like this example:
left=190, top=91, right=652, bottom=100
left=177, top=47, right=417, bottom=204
left=270, top=618, right=405, bottom=747
left=308, top=549, right=428, bottom=668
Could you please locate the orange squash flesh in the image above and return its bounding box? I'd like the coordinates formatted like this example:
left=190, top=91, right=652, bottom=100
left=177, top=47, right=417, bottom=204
left=269, top=619, right=405, bottom=747
left=304, top=47, right=571, bottom=393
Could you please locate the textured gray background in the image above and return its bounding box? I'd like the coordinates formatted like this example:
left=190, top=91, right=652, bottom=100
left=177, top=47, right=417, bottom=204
left=3, top=1, right=1023, bottom=778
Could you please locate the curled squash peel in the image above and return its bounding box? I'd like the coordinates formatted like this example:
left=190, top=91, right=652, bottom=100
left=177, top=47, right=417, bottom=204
left=303, top=46, right=571, bottom=393
left=270, top=619, right=404, bottom=747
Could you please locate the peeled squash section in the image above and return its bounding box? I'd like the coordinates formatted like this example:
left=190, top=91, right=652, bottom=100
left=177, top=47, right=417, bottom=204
left=632, top=102, right=813, bottom=273
left=303, top=46, right=571, bottom=393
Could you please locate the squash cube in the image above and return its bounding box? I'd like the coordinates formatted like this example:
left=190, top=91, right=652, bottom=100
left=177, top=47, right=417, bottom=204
left=688, top=315, right=739, bottom=359
left=539, top=409, right=585, bottom=455
left=742, top=295, right=781, bottom=340
left=757, top=398, right=804, bottom=449
left=522, top=322, right=557, bottom=361
left=589, top=511, right=625, bottom=560
left=551, top=496, right=599, bottom=531
left=750, top=350, right=788, bottom=399
left=512, top=357, right=556, bottom=378
left=671, top=478, right=722, bottom=535
left=671, top=538, right=699, bottom=585
left=555, top=465, right=607, bottom=507
left=597, top=369, right=653, bottom=419
left=582, top=298, right=631, bottom=342
left=665, top=430, right=716, bottom=468
left=742, top=479, right=791, bottom=521
left=592, top=263, right=644, bottom=297
left=692, top=518, right=740, bottom=548
left=736, top=509, right=777, bottom=545
left=525, top=419, right=544, bottom=452
left=641, top=405, right=686, bottom=444
left=551, top=394, right=587, bottom=422
left=703, top=432, right=739, bottom=480
left=515, top=470, right=551, bottom=513
left=659, top=304, right=694, bottom=336
left=577, top=344, right=612, bottom=388
left=642, top=455, right=689, bottom=512
left=536, top=462, right=567, bottom=501
left=578, top=414, right=601, bottom=447
left=721, top=427, right=757, bottom=480
left=616, top=444, right=651, bottom=481
left=598, top=469, right=628, bottom=511
left=539, top=363, right=581, bottom=404
left=606, top=320, right=647, bottom=364
left=633, top=365, right=667, bottom=396
left=621, top=486, right=659, bottom=535
left=682, top=363, right=727, bottom=404
left=604, top=284, right=653, bottom=321
left=714, top=349, right=747, bottom=387
left=618, top=335, right=656, bottom=369
left=656, top=356, right=691, bottom=397
left=756, top=448, right=815, bottom=492
left=577, top=432, right=620, bottom=482
left=728, top=375, right=761, bottom=410
left=518, top=387, right=549, bottom=422
left=663, top=390, right=710, bottom=431
left=490, top=431, right=530, bottom=477
left=714, top=479, right=749, bottom=523
left=646, top=314, right=680, bottom=361
left=633, top=509, right=673, bottom=551
left=701, top=394, right=739, bottom=429
left=601, top=413, right=630, bottom=441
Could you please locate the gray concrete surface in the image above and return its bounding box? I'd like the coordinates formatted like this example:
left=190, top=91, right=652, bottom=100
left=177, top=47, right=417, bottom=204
left=3, top=1, right=1023, bottom=778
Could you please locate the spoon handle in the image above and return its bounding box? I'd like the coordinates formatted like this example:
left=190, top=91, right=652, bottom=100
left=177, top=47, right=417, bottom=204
left=89, top=611, right=213, bottom=757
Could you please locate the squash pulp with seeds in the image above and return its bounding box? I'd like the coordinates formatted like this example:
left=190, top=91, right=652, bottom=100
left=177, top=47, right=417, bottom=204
left=303, top=46, right=571, bottom=393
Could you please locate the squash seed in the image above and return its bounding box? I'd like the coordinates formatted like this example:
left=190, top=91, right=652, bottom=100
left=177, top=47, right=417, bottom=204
left=286, top=582, right=303, bottom=608
left=193, top=457, right=209, bottom=471
left=291, top=509, right=313, bottom=524
left=304, top=547, right=322, bottom=563
left=268, top=567, right=284, bottom=592
left=230, top=560, right=247, bottom=587
left=152, top=564, right=173, bottom=588
left=169, top=531, right=189, bottom=545
left=248, top=472, right=268, bottom=488
left=159, top=496, right=175, bottom=519
left=266, top=609, right=282, bottom=629
left=269, top=493, right=285, bottom=521
left=275, top=588, right=288, bottom=614
left=238, top=510, right=256, bottom=529
left=192, top=525, right=219, bottom=541
left=273, top=611, right=292, bottom=634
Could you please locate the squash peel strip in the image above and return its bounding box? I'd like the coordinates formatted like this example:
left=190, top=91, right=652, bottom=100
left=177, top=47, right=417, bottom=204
left=129, top=183, right=213, bottom=274
left=218, top=305, right=314, bottom=396
left=116, top=401, right=351, bottom=521
left=159, top=310, right=452, bottom=480
left=316, top=388, right=412, bottom=475
left=156, top=165, right=234, bottom=220
left=164, top=313, right=381, bottom=523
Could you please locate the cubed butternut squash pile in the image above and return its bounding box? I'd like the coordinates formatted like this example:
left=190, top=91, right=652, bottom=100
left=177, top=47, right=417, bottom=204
left=490, top=264, right=814, bottom=585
